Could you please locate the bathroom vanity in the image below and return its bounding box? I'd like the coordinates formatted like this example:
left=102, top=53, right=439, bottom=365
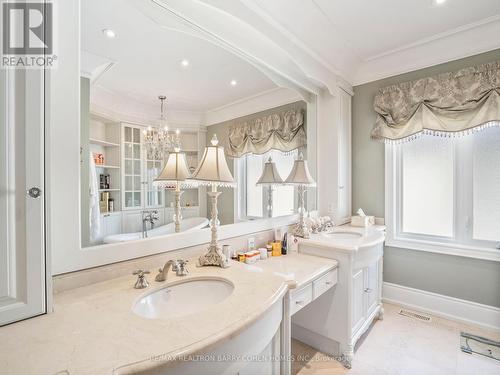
left=0, top=254, right=340, bottom=375
left=293, top=225, right=386, bottom=368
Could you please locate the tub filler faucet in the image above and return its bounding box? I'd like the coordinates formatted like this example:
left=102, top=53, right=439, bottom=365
left=142, top=210, right=159, bottom=238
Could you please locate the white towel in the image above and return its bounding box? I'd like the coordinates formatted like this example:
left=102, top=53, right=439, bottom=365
left=89, top=152, right=101, bottom=241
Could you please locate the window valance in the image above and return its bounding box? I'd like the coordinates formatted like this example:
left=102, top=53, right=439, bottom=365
left=371, top=60, right=500, bottom=143
left=228, top=108, right=306, bottom=157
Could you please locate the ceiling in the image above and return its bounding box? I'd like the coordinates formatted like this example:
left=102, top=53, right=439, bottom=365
left=241, top=0, right=500, bottom=84
left=81, top=0, right=276, bottom=113
left=82, top=0, right=500, bottom=115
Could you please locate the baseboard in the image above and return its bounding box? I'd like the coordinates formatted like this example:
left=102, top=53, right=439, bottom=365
left=382, top=282, right=500, bottom=332
left=291, top=323, right=340, bottom=356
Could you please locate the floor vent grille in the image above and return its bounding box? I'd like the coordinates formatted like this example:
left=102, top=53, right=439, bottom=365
left=398, top=309, right=432, bottom=322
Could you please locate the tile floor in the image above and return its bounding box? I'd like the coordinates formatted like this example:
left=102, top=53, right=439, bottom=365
left=291, top=303, right=500, bottom=375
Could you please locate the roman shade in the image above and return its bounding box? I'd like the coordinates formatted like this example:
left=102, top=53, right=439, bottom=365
left=228, top=108, right=306, bottom=157
left=371, top=60, right=500, bottom=142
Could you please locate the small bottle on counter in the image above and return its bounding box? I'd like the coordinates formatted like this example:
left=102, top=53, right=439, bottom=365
left=266, top=244, right=273, bottom=257
left=272, top=241, right=282, bottom=257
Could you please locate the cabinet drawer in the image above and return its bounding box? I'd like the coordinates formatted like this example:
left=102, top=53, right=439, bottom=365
left=290, top=284, right=313, bottom=315
left=313, top=269, right=338, bottom=299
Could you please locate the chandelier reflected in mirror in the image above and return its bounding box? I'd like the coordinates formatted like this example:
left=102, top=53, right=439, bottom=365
left=143, top=95, right=180, bottom=160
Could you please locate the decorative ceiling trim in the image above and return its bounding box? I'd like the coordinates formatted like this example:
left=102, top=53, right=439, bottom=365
left=353, top=17, right=500, bottom=85
left=205, top=87, right=302, bottom=126
left=365, top=14, right=500, bottom=62
left=143, top=0, right=321, bottom=99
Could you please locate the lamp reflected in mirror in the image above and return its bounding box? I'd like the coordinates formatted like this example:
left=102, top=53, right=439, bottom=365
left=256, top=156, right=284, bottom=218
left=191, top=134, right=236, bottom=268
left=284, top=152, right=316, bottom=239
left=154, top=143, right=191, bottom=233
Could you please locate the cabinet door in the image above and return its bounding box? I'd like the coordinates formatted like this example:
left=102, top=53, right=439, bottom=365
left=123, top=125, right=143, bottom=210
left=0, top=69, right=46, bottom=325
left=144, top=158, right=164, bottom=208
left=365, top=262, right=379, bottom=317
left=351, top=269, right=365, bottom=333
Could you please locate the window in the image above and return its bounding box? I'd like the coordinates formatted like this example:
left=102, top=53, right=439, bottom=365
left=386, top=125, right=500, bottom=260
left=238, top=150, right=297, bottom=220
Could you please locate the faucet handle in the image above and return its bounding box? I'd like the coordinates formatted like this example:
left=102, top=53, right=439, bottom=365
left=176, top=259, right=189, bottom=276
left=132, top=270, right=150, bottom=289
left=133, top=269, right=150, bottom=276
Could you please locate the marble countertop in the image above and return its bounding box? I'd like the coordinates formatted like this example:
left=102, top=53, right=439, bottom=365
left=299, top=224, right=386, bottom=252
left=242, top=253, right=338, bottom=289
left=0, top=253, right=338, bottom=375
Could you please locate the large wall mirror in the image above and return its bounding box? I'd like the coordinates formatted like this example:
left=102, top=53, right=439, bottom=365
left=79, top=0, right=317, bottom=250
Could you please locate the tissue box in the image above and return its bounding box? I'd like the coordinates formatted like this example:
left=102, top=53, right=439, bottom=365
left=351, top=215, right=375, bottom=227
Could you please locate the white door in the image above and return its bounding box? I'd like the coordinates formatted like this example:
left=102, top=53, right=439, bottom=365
left=0, top=68, right=46, bottom=326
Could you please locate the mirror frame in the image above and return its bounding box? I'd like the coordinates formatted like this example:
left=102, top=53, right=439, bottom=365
left=48, top=0, right=318, bottom=274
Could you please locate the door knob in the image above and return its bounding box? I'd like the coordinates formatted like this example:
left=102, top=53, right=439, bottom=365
left=27, top=187, right=42, bottom=198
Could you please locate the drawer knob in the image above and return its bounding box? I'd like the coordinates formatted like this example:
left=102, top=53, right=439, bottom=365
left=325, top=281, right=332, bottom=285
left=295, top=300, right=304, bottom=306
left=364, top=288, right=372, bottom=293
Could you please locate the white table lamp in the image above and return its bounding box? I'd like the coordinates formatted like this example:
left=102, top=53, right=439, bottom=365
left=191, top=134, right=235, bottom=267
left=284, top=152, right=316, bottom=238
left=256, top=156, right=283, bottom=217
left=154, top=146, right=191, bottom=233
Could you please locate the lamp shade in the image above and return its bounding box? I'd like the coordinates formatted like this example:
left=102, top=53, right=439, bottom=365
left=191, top=134, right=235, bottom=187
left=154, top=148, right=191, bottom=187
left=284, top=152, right=316, bottom=186
left=256, top=157, right=283, bottom=185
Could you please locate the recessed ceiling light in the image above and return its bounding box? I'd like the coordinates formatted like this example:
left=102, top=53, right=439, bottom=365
left=181, top=59, right=190, bottom=67
left=102, top=29, right=117, bottom=39
left=230, top=79, right=237, bottom=86
left=432, top=0, right=447, bottom=5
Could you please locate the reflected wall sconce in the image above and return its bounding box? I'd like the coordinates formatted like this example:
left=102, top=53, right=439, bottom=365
left=256, top=156, right=283, bottom=218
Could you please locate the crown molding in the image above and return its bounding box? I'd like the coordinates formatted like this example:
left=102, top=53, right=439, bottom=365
left=353, top=16, right=500, bottom=85
left=89, top=101, right=205, bottom=131
left=205, top=87, right=302, bottom=126
left=365, top=14, right=500, bottom=62
left=90, top=86, right=302, bottom=129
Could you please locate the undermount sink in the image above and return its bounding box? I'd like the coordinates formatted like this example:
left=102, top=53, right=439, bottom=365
left=322, top=231, right=363, bottom=240
left=133, top=278, right=234, bottom=319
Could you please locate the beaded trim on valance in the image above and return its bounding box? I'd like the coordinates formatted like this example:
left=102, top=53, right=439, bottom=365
left=371, top=61, right=500, bottom=143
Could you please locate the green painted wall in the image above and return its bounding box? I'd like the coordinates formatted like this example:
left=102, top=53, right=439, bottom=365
left=352, top=49, right=500, bottom=307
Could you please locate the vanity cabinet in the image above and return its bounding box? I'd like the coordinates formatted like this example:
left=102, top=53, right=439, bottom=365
left=292, top=229, right=385, bottom=369
left=351, top=261, right=380, bottom=334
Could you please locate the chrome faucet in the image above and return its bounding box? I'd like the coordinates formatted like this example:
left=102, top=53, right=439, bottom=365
left=155, top=259, right=189, bottom=281
left=142, top=210, right=159, bottom=238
